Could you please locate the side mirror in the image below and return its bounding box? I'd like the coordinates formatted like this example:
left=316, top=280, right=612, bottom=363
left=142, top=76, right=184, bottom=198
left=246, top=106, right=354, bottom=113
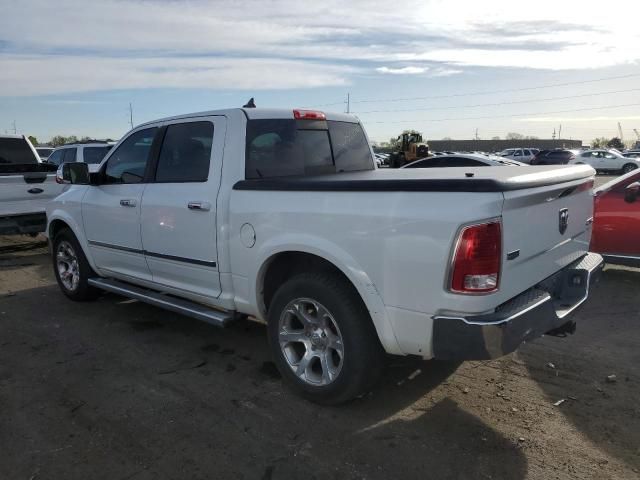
left=56, top=162, right=90, bottom=185
left=624, top=181, right=640, bottom=203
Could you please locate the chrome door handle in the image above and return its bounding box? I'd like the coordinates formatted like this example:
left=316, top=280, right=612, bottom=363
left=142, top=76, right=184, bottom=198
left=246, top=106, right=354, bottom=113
left=120, top=199, right=137, bottom=207
left=188, top=201, right=211, bottom=211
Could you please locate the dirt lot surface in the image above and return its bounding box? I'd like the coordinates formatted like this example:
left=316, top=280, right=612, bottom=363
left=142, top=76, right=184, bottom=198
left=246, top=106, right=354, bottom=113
left=1, top=177, right=638, bottom=480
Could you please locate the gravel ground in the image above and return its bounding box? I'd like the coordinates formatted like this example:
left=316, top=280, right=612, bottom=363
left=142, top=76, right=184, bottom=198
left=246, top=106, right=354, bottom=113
left=1, top=175, right=638, bottom=480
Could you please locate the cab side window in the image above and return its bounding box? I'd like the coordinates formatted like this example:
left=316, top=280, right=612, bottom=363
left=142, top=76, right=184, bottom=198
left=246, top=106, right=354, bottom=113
left=105, top=128, right=158, bottom=184
left=63, top=148, right=77, bottom=164
left=155, top=122, right=213, bottom=182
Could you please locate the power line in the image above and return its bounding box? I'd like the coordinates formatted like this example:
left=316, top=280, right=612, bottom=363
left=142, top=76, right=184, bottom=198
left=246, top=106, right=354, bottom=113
left=352, top=72, right=640, bottom=105
left=353, top=87, right=640, bottom=114
left=364, top=102, right=640, bottom=124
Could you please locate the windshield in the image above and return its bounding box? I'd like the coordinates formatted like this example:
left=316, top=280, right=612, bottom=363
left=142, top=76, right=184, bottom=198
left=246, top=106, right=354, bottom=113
left=36, top=147, right=54, bottom=157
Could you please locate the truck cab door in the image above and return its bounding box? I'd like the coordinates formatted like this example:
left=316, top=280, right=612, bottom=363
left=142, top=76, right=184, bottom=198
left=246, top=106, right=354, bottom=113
left=82, top=127, right=159, bottom=281
left=140, top=117, right=225, bottom=299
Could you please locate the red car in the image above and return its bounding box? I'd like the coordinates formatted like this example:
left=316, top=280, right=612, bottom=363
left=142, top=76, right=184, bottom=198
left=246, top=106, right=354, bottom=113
left=591, top=170, right=640, bottom=266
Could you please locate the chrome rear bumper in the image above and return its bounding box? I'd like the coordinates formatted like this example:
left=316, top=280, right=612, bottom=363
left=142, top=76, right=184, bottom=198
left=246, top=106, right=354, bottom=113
left=432, top=252, right=604, bottom=360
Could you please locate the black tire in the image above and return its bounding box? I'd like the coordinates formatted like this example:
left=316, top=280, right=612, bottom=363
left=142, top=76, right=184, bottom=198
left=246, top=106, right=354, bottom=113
left=52, top=228, right=100, bottom=301
left=622, top=163, right=638, bottom=174
left=267, top=272, right=384, bottom=405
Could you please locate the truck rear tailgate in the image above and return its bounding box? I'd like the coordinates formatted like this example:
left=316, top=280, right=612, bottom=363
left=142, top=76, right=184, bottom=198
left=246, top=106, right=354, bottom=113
left=500, top=176, right=594, bottom=299
left=0, top=171, right=63, bottom=217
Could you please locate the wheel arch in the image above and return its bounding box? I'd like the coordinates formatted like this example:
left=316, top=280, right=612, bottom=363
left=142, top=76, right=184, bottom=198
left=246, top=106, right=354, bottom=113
left=255, top=245, right=402, bottom=355
left=47, top=211, right=99, bottom=272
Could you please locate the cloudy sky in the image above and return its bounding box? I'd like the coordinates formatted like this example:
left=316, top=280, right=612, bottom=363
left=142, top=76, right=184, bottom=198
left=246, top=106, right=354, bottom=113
left=1, top=0, right=640, bottom=143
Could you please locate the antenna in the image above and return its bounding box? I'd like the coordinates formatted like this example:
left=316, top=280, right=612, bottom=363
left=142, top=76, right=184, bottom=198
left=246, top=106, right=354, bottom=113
left=129, top=103, right=134, bottom=130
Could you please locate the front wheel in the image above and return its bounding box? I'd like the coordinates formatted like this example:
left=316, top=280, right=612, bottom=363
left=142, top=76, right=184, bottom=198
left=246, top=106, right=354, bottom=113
left=267, top=272, right=384, bottom=405
left=52, top=229, right=100, bottom=301
left=622, top=163, right=638, bottom=174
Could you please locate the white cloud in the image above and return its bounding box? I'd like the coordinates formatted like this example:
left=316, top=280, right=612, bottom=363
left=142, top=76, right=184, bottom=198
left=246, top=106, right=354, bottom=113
left=0, top=55, right=353, bottom=96
left=1, top=0, right=640, bottom=95
left=376, top=66, right=428, bottom=75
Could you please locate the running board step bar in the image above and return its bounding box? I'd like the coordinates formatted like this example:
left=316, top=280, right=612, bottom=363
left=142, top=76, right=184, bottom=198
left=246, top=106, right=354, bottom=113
left=87, top=277, right=235, bottom=327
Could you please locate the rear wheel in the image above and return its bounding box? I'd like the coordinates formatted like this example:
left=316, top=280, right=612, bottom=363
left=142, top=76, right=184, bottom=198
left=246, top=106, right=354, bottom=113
left=52, top=229, right=100, bottom=301
left=622, top=163, right=638, bottom=174
left=267, top=272, right=384, bottom=405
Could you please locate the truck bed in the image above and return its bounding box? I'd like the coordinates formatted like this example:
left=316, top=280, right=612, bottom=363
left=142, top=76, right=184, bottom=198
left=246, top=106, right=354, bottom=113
left=233, top=165, right=595, bottom=192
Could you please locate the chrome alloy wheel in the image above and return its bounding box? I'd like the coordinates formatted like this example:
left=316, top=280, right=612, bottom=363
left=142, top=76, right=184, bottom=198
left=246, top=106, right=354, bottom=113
left=56, top=240, right=80, bottom=291
left=278, top=298, right=344, bottom=386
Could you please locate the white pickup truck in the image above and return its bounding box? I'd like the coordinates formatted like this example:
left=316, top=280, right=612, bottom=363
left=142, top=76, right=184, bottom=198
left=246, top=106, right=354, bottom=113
left=0, top=134, right=63, bottom=235
left=46, top=108, right=603, bottom=404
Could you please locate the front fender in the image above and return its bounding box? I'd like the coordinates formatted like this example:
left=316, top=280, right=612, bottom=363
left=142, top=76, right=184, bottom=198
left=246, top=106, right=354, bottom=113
left=46, top=207, right=98, bottom=274
left=254, top=233, right=403, bottom=355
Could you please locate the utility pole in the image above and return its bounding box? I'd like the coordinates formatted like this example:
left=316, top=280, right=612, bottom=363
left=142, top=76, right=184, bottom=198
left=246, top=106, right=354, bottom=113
left=558, top=124, right=562, bottom=140
left=552, top=128, right=556, bottom=140
left=475, top=128, right=479, bottom=140
left=12, top=120, right=17, bottom=134
left=345, top=93, right=350, bottom=114
left=129, top=103, right=134, bottom=130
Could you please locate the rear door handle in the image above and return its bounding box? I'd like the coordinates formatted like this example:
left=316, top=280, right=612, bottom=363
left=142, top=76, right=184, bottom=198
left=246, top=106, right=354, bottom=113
left=120, top=199, right=137, bottom=207
left=28, top=188, right=44, bottom=194
left=188, top=201, right=211, bottom=211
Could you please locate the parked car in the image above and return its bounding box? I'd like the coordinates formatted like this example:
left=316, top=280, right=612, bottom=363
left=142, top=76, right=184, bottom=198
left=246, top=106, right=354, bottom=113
left=47, top=107, right=602, bottom=404
left=570, top=149, right=640, bottom=174
left=373, top=153, right=387, bottom=167
left=498, top=148, right=539, bottom=164
left=47, top=141, right=114, bottom=173
left=0, top=135, right=63, bottom=235
left=402, top=153, right=526, bottom=168
left=35, top=147, right=54, bottom=161
left=530, top=149, right=576, bottom=165
left=591, top=169, right=640, bottom=266
left=623, top=150, right=640, bottom=158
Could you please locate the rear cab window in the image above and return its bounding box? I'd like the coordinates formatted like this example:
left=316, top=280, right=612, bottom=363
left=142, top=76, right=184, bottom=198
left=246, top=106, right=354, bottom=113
left=0, top=137, right=38, bottom=165
left=245, top=118, right=373, bottom=179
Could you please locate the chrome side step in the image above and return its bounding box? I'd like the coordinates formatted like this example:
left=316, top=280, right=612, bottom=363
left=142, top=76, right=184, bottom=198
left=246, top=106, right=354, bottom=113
left=87, top=277, right=235, bottom=327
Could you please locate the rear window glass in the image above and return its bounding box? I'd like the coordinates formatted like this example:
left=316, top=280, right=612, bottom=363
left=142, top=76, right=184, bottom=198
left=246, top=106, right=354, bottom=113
left=245, top=119, right=372, bottom=179
left=63, top=148, right=77, bottom=163
left=84, top=146, right=112, bottom=164
left=0, top=138, right=38, bottom=165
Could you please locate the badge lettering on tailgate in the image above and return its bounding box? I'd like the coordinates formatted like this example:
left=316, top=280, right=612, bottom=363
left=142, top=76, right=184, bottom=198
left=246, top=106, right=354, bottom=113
left=559, top=208, right=569, bottom=234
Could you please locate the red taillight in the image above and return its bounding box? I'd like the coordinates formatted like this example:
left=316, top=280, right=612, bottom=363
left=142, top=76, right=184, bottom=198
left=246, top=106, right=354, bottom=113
left=450, top=221, right=502, bottom=293
left=293, top=109, right=326, bottom=120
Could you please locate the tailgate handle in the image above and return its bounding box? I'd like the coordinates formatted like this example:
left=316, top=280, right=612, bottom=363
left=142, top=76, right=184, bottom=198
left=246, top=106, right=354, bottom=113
left=119, top=199, right=137, bottom=207
left=27, top=188, right=44, bottom=194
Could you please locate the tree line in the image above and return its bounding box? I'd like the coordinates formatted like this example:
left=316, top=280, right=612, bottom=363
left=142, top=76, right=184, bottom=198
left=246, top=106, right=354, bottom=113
left=28, top=135, right=115, bottom=147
